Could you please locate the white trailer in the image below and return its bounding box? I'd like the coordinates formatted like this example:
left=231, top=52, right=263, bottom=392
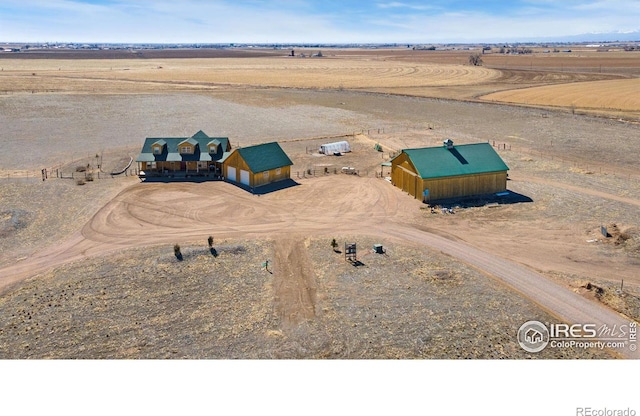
left=319, top=140, right=351, bottom=155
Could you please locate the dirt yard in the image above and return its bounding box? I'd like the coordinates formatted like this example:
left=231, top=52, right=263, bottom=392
left=0, top=236, right=615, bottom=359
left=0, top=48, right=639, bottom=358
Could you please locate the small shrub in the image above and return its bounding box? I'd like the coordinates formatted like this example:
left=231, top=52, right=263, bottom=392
left=208, top=236, right=214, bottom=248
left=76, top=179, right=86, bottom=186
left=468, top=53, right=483, bottom=66
left=331, top=238, right=338, bottom=252
left=76, top=166, right=87, bottom=172
left=174, top=244, right=183, bottom=261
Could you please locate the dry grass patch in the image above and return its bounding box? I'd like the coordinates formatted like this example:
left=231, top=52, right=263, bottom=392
left=0, top=237, right=617, bottom=359
left=547, top=271, right=640, bottom=323
left=0, top=177, right=136, bottom=267
left=307, top=236, right=613, bottom=359
left=481, top=78, right=640, bottom=116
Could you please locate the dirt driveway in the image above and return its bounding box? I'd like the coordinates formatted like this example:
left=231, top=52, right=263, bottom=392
left=1, top=174, right=637, bottom=358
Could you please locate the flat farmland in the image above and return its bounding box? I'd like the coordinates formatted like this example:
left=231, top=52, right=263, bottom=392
left=1, top=47, right=639, bottom=359
left=0, top=55, right=501, bottom=91
left=482, top=78, right=640, bottom=117
left=2, top=47, right=639, bottom=119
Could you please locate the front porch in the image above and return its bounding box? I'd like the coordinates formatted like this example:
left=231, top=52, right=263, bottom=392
left=138, top=161, right=223, bottom=181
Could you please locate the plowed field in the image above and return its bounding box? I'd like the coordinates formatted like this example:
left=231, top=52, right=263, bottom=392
left=0, top=56, right=501, bottom=92
left=482, top=78, right=640, bottom=117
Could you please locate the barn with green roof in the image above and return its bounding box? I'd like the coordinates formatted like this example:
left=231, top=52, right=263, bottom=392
left=390, top=140, right=509, bottom=201
left=223, top=142, right=293, bottom=189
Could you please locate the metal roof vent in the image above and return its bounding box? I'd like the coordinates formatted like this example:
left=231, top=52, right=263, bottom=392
left=444, top=139, right=454, bottom=149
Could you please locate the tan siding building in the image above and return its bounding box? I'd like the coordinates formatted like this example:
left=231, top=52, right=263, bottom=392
left=390, top=141, right=509, bottom=201
left=223, top=142, right=293, bottom=189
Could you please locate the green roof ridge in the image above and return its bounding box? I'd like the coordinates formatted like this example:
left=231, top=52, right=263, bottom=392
left=237, top=142, right=293, bottom=173
left=401, top=142, right=508, bottom=179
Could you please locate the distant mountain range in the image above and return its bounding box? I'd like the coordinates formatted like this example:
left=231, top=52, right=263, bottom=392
left=528, top=30, right=640, bottom=43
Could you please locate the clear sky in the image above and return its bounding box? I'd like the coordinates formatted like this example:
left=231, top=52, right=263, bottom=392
left=1, top=0, right=639, bottom=44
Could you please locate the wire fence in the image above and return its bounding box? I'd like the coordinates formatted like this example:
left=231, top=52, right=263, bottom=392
left=293, top=167, right=390, bottom=180
left=0, top=166, right=140, bottom=182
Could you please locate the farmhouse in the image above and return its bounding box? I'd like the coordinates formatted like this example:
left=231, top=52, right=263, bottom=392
left=223, top=142, right=293, bottom=189
left=390, top=140, right=509, bottom=201
left=136, top=130, right=231, bottom=177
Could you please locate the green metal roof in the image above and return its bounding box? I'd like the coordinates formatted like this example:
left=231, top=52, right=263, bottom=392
left=236, top=142, right=293, bottom=173
left=179, top=137, right=199, bottom=147
left=399, top=143, right=509, bottom=179
left=192, top=130, right=210, bottom=140
left=218, top=151, right=232, bottom=164
left=136, top=131, right=230, bottom=163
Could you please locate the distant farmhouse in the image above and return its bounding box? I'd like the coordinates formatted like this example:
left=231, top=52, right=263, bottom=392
left=390, top=140, right=509, bottom=202
left=136, top=131, right=293, bottom=190
left=136, top=130, right=231, bottom=177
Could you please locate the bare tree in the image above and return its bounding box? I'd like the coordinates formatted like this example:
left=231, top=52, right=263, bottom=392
left=469, top=53, right=483, bottom=66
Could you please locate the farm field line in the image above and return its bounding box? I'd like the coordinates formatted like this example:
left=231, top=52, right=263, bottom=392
left=3, top=54, right=640, bottom=120
left=0, top=57, right=503, bottom=90
left=481, top=78, right=640, bottom=113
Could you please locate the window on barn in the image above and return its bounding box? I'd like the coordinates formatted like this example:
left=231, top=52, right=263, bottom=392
left=276, top=168, right=282, bottom=175
left=153, top=147, right=162, bottom=155
left=263, top=171, right=269, bottom=179
left=180, top=146, right=192, bottom=154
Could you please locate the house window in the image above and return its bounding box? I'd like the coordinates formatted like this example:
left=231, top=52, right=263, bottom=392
left=153, top=147, right=161, bottom=155
left=209, top=144, right=218, bottom=153
left=180, top=146, right=191, bottom=154
left=263, top=171, right=269, bottom=179
left=276, top=168, right=282, bottom=175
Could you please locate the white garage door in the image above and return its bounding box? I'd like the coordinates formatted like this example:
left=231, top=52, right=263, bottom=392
left=240, top=170, right=250, bottom=186
left=227, top=166, right=237, bottom=182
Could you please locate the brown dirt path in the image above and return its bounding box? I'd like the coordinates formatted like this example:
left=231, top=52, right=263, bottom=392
left=272, top=237, right=318, bottom=327
left=0, top=175, right=637, bottom=358
left=381, top=224, right=638, bottom=359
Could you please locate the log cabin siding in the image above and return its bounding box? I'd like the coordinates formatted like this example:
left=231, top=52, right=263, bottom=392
left=390, top=143, right=509, bottom=201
